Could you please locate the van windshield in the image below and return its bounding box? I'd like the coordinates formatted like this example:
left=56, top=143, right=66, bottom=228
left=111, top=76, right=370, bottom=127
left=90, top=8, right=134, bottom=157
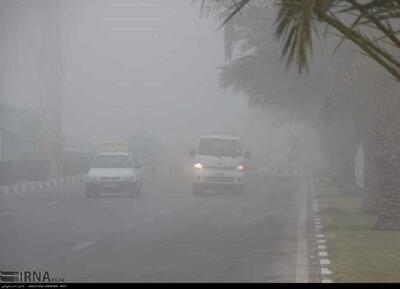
left=198, top=139, right=242, bottom=158
left=91, top=155, right=133, bottom=169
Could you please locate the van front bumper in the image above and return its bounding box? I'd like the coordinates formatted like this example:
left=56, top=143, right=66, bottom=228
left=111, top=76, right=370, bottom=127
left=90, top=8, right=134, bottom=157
left=193, top=170, right=244, bottom=186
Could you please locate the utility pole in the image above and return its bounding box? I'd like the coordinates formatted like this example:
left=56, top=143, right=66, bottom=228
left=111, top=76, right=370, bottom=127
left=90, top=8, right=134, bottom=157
left=37, top=0, right=64, bottom=178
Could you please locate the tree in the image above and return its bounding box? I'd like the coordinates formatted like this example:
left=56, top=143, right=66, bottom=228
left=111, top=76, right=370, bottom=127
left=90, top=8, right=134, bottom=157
left=202, top=0, right=400, bottom=79
left=362, top=74, right=400, bottom=227
left=201, top=0, right=400, bottom=229
left=203, top=0, right=365, bottom=194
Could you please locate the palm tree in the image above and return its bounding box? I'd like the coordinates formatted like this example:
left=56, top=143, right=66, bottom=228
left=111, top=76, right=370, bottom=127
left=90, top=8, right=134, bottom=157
left=201, top=0, right=400, bottom=230
left=202, top=0, right=400, bottom=79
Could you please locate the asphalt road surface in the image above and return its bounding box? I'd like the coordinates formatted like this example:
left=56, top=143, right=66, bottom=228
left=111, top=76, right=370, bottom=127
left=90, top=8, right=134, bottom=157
left=0, top=171, right=307, bottom=282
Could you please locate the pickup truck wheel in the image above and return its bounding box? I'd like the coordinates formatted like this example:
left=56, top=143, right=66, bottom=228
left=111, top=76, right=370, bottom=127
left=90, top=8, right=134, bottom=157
left=86, top=186, right=97, bottom=198
left=135, top=188, right=141, bottom=197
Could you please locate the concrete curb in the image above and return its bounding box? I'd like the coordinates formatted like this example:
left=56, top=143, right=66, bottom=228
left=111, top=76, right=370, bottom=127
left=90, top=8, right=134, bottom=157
left=257, top=167, right=306, bottom=177
left=0, top=174, right=85, bottom=195
left=310, top=180, right=334, bottom=283
left=295, top=178, right=309, bottom=283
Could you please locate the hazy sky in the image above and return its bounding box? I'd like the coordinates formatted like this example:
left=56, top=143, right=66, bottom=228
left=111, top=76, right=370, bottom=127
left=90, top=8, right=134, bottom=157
left=62, top=0, right=247, bottom=147
left=0, top=0, right=321, bottom=165
left=0, top=0, right=313, bottom=157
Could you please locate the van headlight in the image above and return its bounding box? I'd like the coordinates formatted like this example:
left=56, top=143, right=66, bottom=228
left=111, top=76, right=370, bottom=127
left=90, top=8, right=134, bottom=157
left=194, top=163, right=203, bottom=170
left=236, top=164, right=245, bottom=171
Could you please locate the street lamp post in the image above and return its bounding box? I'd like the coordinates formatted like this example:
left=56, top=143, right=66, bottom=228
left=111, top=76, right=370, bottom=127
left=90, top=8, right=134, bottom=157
left=37, top=0, right=64, bottom=178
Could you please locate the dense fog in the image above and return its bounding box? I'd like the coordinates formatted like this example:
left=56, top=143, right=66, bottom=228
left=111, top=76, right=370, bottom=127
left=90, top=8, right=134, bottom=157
left=1, top=0, right=398, bottom=284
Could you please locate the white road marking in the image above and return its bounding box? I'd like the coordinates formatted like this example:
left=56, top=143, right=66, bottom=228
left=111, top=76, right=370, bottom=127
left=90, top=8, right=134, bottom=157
left=160, top=210, right=171, bottom=216
left=321, top=268, right=332, bottom=275
left=316, top=234, right=324, bottom=238
left=321, top=279, right=333, bottom=283
left=295, top=186, right=309, bottom=283
left=318, top=245, right=327, bottom=250
left=319, top=251, right=328, bottom=257
left=48, top=200, right=61, bottom=206
left=320, top=258, right=331, bottom=265
left=1, top=212, right=12, bottom=216
left=71, top=241, right=95, bottom=252
left=121, top=221, right=140, bottom=229
left=317, top=239, right=326, bottom=244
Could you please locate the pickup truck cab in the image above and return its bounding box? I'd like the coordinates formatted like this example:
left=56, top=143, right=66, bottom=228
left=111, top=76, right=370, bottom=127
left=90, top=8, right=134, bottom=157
left=85, top=152, right=143, bottom=198
left=190, top=135, right=250, bottom=195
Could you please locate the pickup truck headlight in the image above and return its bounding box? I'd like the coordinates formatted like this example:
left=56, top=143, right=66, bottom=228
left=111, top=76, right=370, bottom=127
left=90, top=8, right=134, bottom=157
left=85, top=175, right=99, bottom=182
left=236, top=164, right=245, bottom=171
left=194, top=163, right=203, bottom=170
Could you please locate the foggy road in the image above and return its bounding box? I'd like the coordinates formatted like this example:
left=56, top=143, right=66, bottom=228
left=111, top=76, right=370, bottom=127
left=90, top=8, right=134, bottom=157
left=0, top=171, right=307, bottom=282
left=3, top=0, right=398, bottom=284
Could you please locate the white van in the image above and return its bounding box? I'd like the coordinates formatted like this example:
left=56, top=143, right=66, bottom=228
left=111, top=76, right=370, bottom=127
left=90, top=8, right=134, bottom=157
left=190, top=135, right=250, bottom=195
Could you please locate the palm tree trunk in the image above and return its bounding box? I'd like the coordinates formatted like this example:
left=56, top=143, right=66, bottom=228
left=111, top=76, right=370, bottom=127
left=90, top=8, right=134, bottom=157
left=374, top=149, right=400, bottom=230
left=317, top=119, right=361, bottom=195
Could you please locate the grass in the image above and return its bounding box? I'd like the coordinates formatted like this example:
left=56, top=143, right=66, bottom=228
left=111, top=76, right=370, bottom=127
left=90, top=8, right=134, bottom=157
left=315, top=178, right=400, bottom=282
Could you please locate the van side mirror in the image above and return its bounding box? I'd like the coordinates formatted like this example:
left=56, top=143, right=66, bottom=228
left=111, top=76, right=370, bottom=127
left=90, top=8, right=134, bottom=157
left=189, top=149, right=195, bottom=157
left=244, top=151, right=251, bottom=159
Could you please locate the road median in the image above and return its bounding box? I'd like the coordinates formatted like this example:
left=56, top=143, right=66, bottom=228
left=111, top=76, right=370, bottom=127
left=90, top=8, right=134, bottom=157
left=0, top=175, right=85, bottom=195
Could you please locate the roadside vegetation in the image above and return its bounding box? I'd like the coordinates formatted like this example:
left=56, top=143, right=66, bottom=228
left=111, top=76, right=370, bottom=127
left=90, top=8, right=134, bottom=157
left=315, top=176, right=400, bottom=282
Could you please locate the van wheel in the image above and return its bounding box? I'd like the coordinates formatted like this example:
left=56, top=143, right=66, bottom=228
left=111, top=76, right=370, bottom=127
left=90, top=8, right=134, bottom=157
left=193, top=184, right=205, bottom=196
left=130, top=187, right=140, bottom=198
left=233, top=185, right=244, bottom=196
